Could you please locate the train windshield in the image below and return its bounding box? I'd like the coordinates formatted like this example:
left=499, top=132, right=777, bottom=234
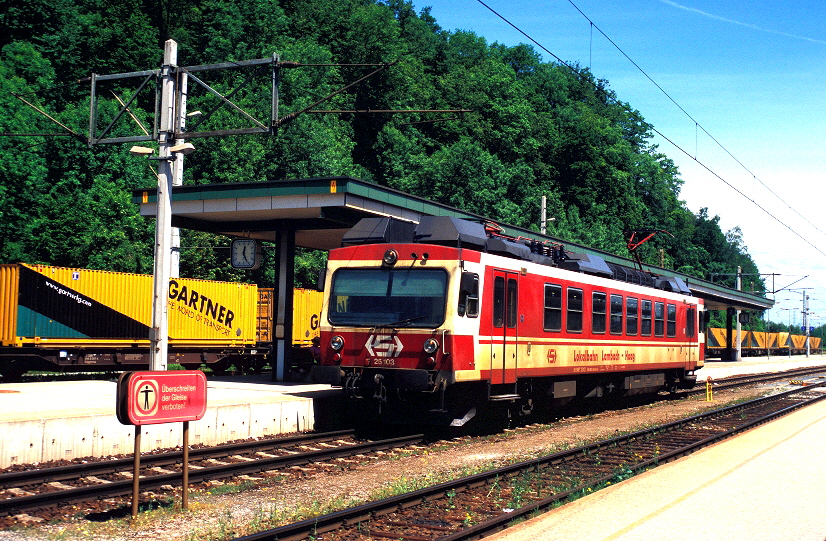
left=328, top=268, right=448, bottom=327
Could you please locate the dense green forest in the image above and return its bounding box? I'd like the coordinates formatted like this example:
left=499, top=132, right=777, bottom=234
left=2, top=0, right=783, bottom=328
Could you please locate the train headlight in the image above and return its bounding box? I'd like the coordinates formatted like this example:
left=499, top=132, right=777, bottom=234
left=382, top=249, right=398, bottom=266
left=330, top=335, right=345, bottom=351
left=423, top=338, right=439, bottom=354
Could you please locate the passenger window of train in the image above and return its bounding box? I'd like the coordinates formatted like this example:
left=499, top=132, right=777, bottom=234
left=567, top=288, right=583, bottom=333
left=610, top=294, right=623, bottom=334
left=687, top=307, right=696, bottom=337
left=458, top=272, right=479, bottom=318
left=655, top=302, right=665, bottom=336
left=493, top=276, right=505, bottom=328
left=592, top=292, right=606, bottom=334
left=641, top=300, right=652, bottom=336
left=626, top=297, right=638, bottom=335
left=507, top=278, right=518, bottom=328
left=544, top=283, right=562, bottom=332
left=667, top=304, right=677, bottom=337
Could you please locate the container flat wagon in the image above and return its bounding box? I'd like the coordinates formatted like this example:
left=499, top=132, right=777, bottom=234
left=705, top=327, right=821, bottom=357
left=0, top=264, right=322, bottom=379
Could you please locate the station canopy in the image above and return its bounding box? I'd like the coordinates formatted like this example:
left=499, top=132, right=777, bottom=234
left=133, top=176, right=773, bottom=312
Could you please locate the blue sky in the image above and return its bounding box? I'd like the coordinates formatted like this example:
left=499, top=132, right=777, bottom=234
left=412, top=0, right=826, bottom=326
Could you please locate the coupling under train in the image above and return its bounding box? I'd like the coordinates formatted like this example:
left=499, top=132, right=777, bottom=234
left=311, top=216, right=704, bottom=427
left=0, top=263, right=322, bottom=380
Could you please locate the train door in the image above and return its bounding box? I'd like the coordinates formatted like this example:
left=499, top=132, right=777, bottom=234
left=491, top=270, right=519, bottom=385
left=686, top=305, right=697, bottom=368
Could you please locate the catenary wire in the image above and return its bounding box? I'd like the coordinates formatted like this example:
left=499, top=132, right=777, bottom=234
left=568, top=0, right=826, bottom=242
left=475, top=0, right=826, bottom=259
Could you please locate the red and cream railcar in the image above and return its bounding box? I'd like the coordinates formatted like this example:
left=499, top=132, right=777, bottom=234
left=312, top=217, right=703, bottom=426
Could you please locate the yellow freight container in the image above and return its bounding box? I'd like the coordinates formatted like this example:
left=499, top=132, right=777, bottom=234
left=292, top=288, right=323, bottom=347
left=740, top=330, right=753, bottom=349
left=751, top=331, right=767, bottom=350
left=706, top=327, right=728, bottom=348
left=791, top=334, right=808, bottom=350
left=4, top=263, right=258, bottom=347
left=256, top=287, right=321, bottom=347
left=0, top=265, right=19, bottom=347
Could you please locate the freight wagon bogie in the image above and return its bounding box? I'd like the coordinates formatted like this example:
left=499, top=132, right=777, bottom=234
left=313, top=216, right=704, bottom=427
left=0, top=345, right=268, bottom=381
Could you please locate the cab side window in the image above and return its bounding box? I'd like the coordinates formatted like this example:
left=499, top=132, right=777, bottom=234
left=544, top=283, right=562, bottom=331
left=592, top=292, right=606, bottom=334
left=667, top=304, right=677, bottom=337
left=655, top=302, right=665, bottom=337
left=458, top=272, right=479, bottom=317
left=641, top=300, right=652, bottom=336
left=626, top=297, right=638, bottom=335
left=610, top=294, right=623, bottom=335
left=567, top=288, right=583, bottom=333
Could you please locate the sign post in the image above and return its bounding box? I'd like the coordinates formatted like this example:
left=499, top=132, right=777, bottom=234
left=132, top=425, right=141, bottom=518
left=117, top=370, right=207, bottom=517
left=182, top=421, right=190, bottom=510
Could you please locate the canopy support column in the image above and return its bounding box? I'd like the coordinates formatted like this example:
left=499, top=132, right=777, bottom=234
left=272, top=228, right=295, bottom=381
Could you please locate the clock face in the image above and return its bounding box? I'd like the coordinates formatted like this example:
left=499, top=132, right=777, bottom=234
left=231, top=239, right=261, bottom=269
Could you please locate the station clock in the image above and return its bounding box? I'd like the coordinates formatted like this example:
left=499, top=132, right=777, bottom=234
left=230, top=238, right=262, bottom=270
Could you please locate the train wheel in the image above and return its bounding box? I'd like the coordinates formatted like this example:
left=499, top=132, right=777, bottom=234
left=0, top=359, right=28, bottom=382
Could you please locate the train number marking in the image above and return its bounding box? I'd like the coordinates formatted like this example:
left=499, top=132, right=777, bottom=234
left=368, top=358, right=396, bottom=366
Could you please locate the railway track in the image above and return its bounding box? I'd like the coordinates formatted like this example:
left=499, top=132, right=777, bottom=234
left=2, top=365, right=823, bottom=526
left=683, top=364, right=826, bottom=396
left=0, top=430, right=425, bottom=518
left=229, top=378, right=826, bottom=541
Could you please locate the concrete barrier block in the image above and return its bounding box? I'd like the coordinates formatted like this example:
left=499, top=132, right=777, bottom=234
left=271, top=398, right=314, bottom=433
left=91, top=416, right=137, bottom=457
left=1, top=420, right=44, bottom=466
left=42, top=416, right=105, bottom=462
left=0, top=384, right=333, bottom=467
left=211, top=404, right=253, bottom=445
left=248, top=402, right=283, bottom=436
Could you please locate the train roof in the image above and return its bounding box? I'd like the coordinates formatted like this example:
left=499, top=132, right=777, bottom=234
left=341, top=217, right=692, bottom=296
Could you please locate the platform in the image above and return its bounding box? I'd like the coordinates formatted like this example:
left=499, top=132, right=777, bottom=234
left=698, top=353, right=826, bottom=380
left=0, top=375, right=341, bottom=468
left=1, top=356, right=825, bottom=468
left=490, top=358, right=826, bottom=541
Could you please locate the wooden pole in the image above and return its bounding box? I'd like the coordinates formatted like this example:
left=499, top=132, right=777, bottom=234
left=132, top=425, right=142, bottom=518
left=182, top=421, right=189, bottom=510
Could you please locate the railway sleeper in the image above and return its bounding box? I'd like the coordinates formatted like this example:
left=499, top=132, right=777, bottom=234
left=82, top=476, right=112, bottom=485
left=386, top=521, right=454, bottom=531
left=369, top=531, right=432, bottom=541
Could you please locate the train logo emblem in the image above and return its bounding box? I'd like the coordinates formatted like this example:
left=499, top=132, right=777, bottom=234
left=365, top=334, right=404, bottom=358
left=132, top=379, right=159, bottom=417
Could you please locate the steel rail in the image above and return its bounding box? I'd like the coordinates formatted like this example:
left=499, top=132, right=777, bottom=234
left=0, top=429, right=354, bottom=490
left=683, top=365, right=826, bottom=397
left=0, top=433, right=423, bottom=517
left=230, top=383, right=826, bottom=541
left=439, top=386, right=826, bottom=541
